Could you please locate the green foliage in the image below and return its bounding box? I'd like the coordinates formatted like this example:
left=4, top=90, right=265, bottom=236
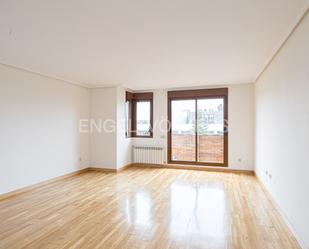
left=191, top=109, right=209, bottom=135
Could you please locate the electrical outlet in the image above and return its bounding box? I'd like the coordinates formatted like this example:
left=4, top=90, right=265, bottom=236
left=238, top=158, right=242, bottom=163
left=79, top=157, right=82, bottom=162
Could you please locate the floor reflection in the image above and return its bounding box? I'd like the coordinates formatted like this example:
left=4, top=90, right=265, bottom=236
left=169, top=182, right=228, bottom=242
left=125, top=191, right=153, bottom=229
left=0, top=168, right=298, bottom=248
left=121, top=176, right=229, bottom=246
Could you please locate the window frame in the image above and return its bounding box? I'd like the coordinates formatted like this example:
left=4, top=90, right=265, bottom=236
left=167, top=88, right=228, bottom=167
left=125, top=92, right=133, bottom=138
left=126, top=91, right=153, bottom=138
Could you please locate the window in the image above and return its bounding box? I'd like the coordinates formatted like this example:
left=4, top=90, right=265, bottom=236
left=125, top=91, right=153, bottom=138
left=168, top=88, right=228, bottom=167
left=136, top=101, right=151, bottom=136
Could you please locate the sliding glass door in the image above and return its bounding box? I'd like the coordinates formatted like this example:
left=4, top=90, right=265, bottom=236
left=197, top=98, right=224, bottom=164
left=168, top=89, right=228, bottom=166
left=171, top=100, right=196, bottom=162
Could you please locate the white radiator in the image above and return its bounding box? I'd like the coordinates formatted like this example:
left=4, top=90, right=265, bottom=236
left=133, top=146, right=165, bottom=164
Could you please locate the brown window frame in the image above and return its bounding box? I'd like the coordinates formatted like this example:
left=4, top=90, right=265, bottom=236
left=167, top=88, right=228, bottom=167
left=126, top=91, right=153, bottom=138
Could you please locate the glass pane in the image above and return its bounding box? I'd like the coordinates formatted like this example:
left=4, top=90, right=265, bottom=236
left=136, top=101, right=151, bottom=136
left=171, top=100, right=196, bottom=161
left=197, top=98, right=224, bottom=163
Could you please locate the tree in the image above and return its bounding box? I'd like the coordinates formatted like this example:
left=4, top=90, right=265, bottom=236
left=191, top=109, right=209, bottom=135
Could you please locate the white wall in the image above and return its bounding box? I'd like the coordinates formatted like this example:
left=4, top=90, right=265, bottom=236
left=90, top=86, right=132, bottom=170
left=228, top=84, right=255, bottom=170
left=0, top=65, right=254, bottom=196
left=255, top=11, right=309, bottom=248
left=92, top=84, right=255, bottom=171
left=134, top=84, right=255, bottom=170
left=0, top=64, right=90, bottom=195
left=90, top=87, right=117, bottom=169
left=116, top=86, right=132, bottom=169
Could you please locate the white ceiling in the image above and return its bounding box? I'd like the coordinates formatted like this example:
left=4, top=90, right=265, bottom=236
left=0, top=0, right=308, bottom=90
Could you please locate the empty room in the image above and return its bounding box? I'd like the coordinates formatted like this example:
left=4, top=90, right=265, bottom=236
left=0, top=0, right=308, bottom=248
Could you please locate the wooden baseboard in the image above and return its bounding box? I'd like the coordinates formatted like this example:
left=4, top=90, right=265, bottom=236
left=88, top=164, right=133, bottom=173
left=0, top=168, right=88, bottom=201
left=0, top=163, right=251, bottom=202
left=0, top=165, right=134, bottom=201
left=132, top=163, right=254, bottom=175
left=255, top=174, right=306, bottom=249
left=88, top=167, right=117, bottom=173
left=118, top=163, right=133, bottom=172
